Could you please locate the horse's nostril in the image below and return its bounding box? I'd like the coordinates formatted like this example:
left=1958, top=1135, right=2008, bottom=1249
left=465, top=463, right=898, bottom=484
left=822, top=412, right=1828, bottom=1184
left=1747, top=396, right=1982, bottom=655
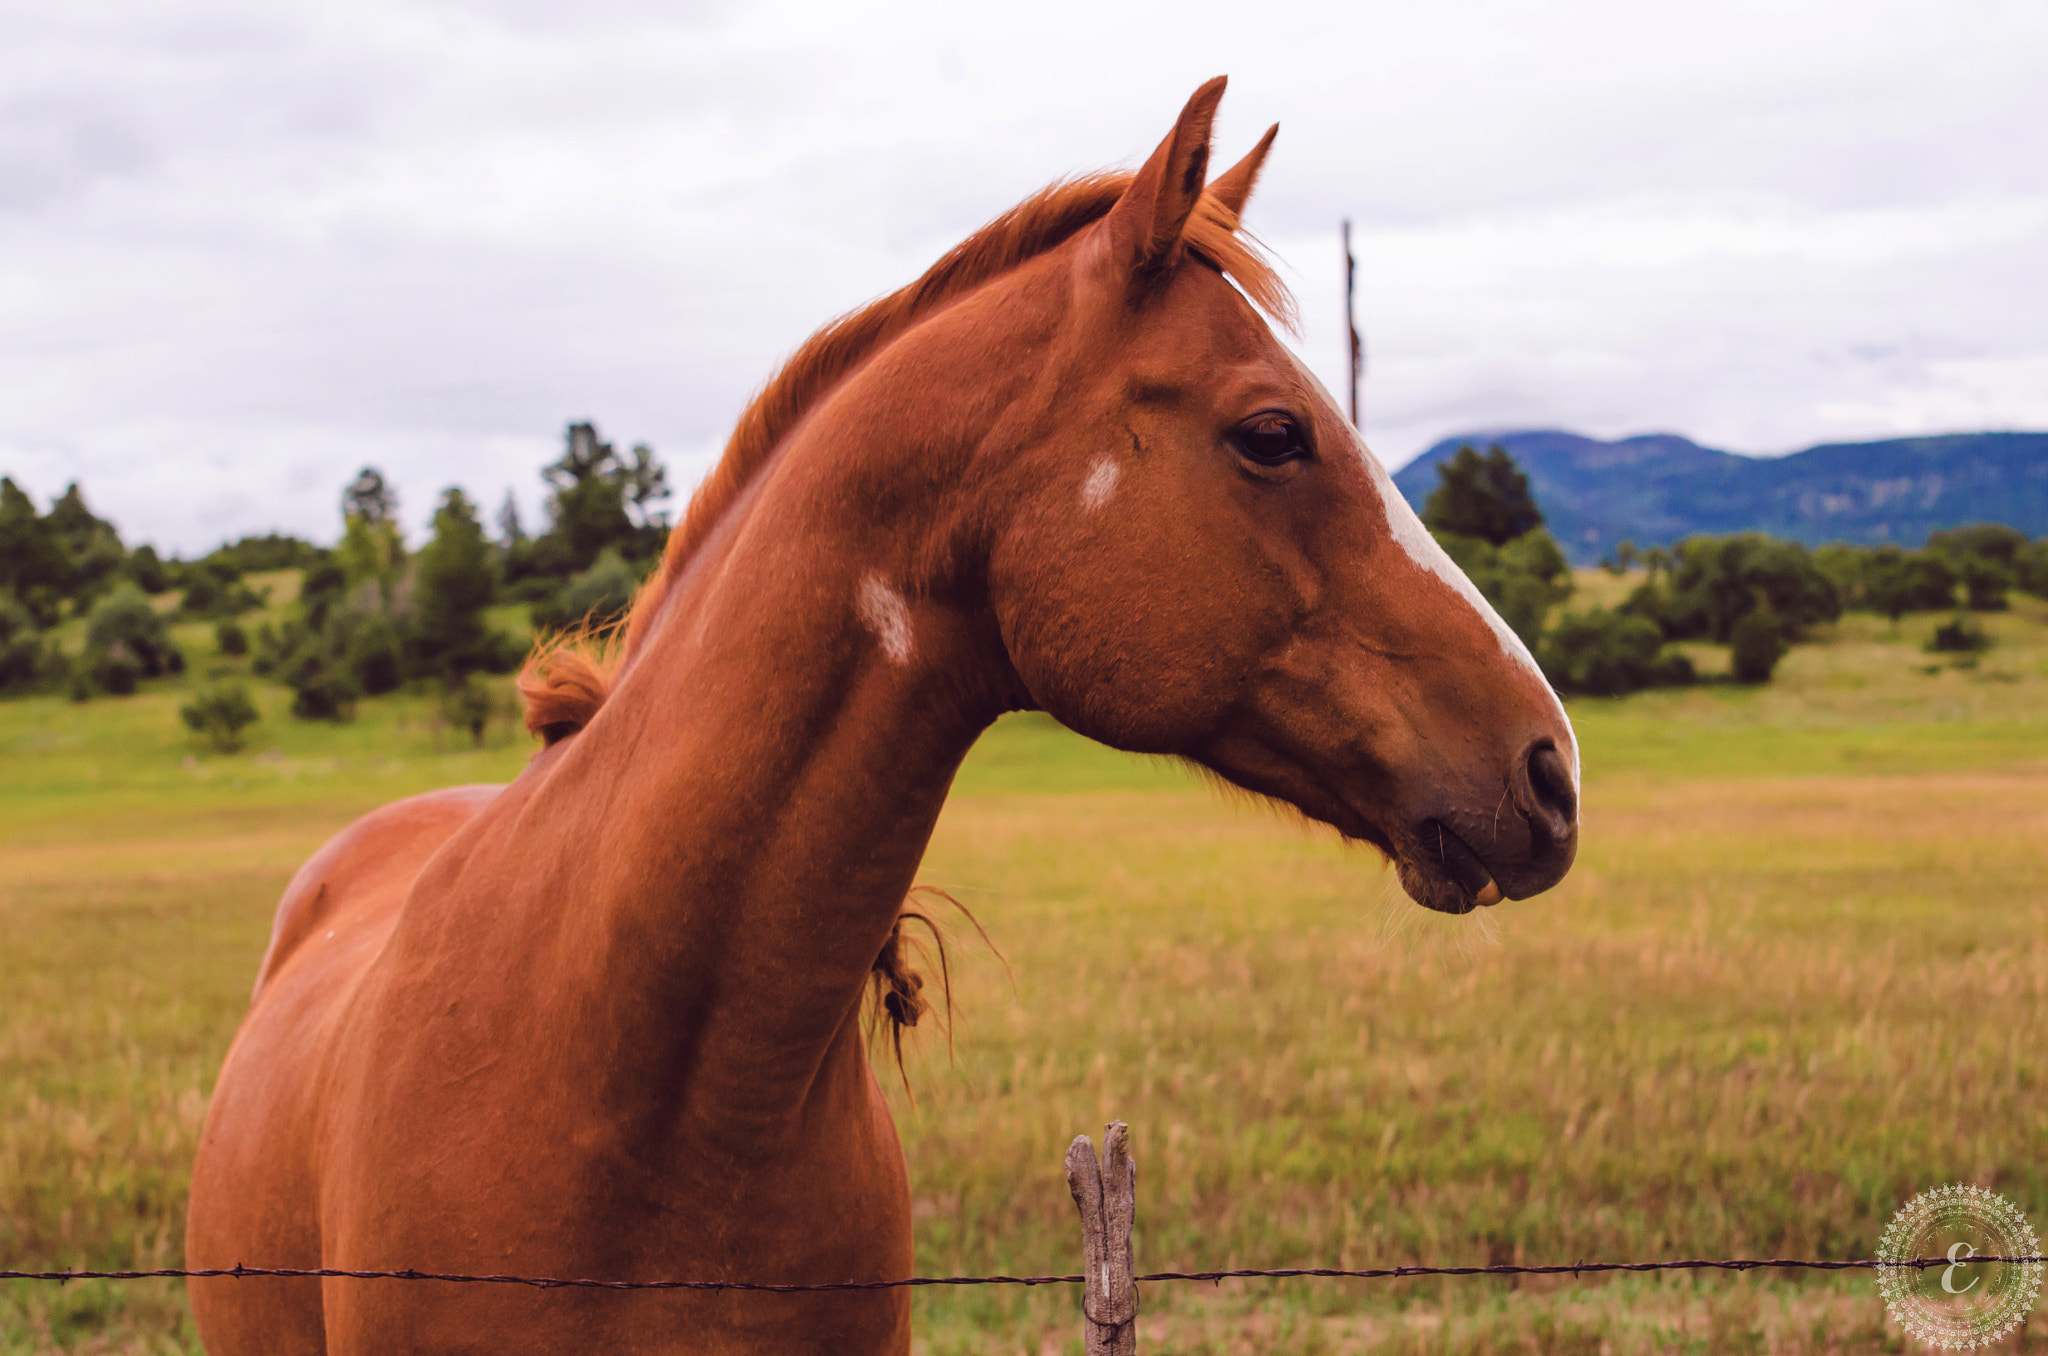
left=1525, top=741, right=1578, bottom=828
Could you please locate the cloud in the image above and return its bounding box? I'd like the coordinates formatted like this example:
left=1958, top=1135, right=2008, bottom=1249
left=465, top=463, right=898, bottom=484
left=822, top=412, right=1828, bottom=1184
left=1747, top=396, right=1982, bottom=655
left=1, top=0, right=2044, bottom=549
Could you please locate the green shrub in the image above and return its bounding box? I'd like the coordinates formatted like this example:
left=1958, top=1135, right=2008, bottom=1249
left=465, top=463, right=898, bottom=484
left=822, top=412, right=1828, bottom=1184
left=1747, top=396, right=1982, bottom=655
left=1538, top=609, right=1695, bottom=697
left=126, top=543, right=172, bottom=594
left=81, top=583, right=183, bottom=692
left=176, top=562, right=265, bottom=618
left=1927, top=522, right=2027, bottom=567
left=1863, top=547, right=1957, bottom=620
left=2017, top=541, right=2048, bottom=600
left=1730, top=607, right=1789, bottom=683
left=1926, top=615, right=1992, bottom=655
left=439, top=674, right=495, bottom=747
left=285, top=647, right=361, bottom=720
left=299, top=561, right=349, bottom=631
left=215, top=620, right=248, bottom=656
left=533, top=549, right=641, bottom=635
left=1623, top=534, right=1838, bottom=642
left=0, top=595, right=47, bottom=691
left=1812, top=543, right=1871, bottom=610
left=1434, top=529, right=1574, bottom=649
left=180, top=680, right=261, bottom=753
left=93, top=647, right=142, bottom=695
left=1956, top=554, right=2012, bottom=611
left=343, top=613, right=405, bottom=696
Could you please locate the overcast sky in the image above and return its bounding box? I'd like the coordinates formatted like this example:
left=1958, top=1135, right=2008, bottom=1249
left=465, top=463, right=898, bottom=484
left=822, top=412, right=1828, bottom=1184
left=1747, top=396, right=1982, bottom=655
left=4, top=0, right=2045, bottom=553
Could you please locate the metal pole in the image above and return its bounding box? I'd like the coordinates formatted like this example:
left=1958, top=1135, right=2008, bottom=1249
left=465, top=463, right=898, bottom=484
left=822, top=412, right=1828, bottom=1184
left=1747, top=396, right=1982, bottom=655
left=1343, top=219, right=1363, bottom=429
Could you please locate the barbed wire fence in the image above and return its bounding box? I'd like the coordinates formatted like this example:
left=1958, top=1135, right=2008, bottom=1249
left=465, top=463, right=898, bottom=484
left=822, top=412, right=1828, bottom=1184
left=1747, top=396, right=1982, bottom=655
left=4, top=1121, right=2037, bottom=1352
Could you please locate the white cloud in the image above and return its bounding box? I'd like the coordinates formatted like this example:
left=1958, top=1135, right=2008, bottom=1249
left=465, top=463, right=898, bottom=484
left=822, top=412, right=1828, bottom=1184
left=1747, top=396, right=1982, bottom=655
left=1, top=0, right=2044, bottom=549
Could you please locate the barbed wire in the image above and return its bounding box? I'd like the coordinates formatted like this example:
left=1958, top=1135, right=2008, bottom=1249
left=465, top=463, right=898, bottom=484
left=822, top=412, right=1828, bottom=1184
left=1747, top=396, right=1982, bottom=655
left=4, top=1257, right=2041, bottom=1291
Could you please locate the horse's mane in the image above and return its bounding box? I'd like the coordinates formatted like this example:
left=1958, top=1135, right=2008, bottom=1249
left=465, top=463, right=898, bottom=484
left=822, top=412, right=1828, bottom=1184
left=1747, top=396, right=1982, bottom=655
left=519, top=170, right=1292, bottom=742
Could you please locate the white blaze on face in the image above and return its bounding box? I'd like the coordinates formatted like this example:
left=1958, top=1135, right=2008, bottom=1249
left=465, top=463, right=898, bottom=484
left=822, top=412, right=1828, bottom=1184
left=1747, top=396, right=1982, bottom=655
left=857, top=573, right=915, bottom=666
left=1081, top=457, right=1120, bottom=511
left=1280, top=354, right=1581, bottom=791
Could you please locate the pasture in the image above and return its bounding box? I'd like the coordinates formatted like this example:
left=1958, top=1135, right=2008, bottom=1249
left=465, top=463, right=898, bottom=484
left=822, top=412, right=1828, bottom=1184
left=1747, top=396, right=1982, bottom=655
left=4, top=592, right=2048, bottom=1353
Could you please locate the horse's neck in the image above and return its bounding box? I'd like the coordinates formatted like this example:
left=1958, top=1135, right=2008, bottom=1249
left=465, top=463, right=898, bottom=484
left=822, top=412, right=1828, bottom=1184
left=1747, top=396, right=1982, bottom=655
left=492, top=460, right=1006, bottom=1153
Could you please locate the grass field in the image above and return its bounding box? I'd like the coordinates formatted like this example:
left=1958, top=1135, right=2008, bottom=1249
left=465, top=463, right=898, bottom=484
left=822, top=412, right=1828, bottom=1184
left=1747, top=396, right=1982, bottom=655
left=5, top=587, right=2048, bottom=1353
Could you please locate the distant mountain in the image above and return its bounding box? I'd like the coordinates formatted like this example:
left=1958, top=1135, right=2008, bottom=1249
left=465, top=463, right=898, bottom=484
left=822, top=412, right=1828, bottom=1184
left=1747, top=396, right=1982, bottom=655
left=1391, top=430, right=2048, bottom=564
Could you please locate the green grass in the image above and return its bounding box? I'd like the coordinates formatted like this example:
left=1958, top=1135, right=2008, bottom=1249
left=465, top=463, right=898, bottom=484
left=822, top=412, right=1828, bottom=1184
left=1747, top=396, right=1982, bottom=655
left=6, top=601, right=2048, bottom=1352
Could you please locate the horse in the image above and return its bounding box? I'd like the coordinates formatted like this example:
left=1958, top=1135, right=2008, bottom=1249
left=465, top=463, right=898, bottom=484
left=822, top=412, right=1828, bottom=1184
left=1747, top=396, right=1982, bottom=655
left=186, top=77, right=1579, bottom=1355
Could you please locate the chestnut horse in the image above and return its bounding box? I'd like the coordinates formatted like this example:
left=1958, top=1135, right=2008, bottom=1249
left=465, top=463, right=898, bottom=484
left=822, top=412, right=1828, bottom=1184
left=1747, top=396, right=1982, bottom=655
left=187, top=78, right=1578, bottom=1354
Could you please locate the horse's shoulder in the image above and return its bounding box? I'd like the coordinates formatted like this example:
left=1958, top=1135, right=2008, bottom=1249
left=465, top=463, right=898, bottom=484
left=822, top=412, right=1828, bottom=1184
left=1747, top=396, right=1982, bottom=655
left=252, top=784, right=505, bottom=1000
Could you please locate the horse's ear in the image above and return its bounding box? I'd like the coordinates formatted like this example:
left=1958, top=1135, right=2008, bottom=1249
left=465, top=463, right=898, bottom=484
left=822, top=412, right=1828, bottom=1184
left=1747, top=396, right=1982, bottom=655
left=1102, top=76, right=1227, bottom=275
left=1206, top=123, right=1278, bottom=224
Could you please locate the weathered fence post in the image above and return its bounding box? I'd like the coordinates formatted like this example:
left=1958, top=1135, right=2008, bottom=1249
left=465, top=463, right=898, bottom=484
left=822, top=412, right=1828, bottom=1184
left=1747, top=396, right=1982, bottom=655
left=1067, top=1121, right=1138, bottom=1356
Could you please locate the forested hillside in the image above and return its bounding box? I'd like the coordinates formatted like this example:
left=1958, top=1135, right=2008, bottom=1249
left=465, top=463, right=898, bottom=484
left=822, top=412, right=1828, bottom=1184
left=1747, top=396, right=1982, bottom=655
left=1393, top=430, right=2048, bottom=564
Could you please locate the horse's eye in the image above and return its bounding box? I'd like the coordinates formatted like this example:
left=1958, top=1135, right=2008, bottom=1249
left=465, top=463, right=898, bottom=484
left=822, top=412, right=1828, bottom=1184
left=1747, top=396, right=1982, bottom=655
left=1234, top=414, right=1307, bottom=466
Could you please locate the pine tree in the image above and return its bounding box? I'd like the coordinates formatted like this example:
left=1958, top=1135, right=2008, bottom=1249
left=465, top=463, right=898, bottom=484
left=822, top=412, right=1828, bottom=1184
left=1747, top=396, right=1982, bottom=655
left=413, top=488, right=499, bottom=677
left=335, top=467, right=405, bottom=604
left=1422, top=445, right=1545, bottom=546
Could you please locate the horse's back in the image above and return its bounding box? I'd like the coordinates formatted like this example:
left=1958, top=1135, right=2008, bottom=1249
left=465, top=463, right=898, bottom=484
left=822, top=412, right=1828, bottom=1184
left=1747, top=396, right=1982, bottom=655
left=188, top=783, right=504, bottom=1356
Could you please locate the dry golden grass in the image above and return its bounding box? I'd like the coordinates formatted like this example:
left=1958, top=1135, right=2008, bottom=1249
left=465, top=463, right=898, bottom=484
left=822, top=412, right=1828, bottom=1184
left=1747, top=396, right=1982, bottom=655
left=6, top=601, right=2048, bottom=1352
left=886, top=771, right=2048, bottom=1353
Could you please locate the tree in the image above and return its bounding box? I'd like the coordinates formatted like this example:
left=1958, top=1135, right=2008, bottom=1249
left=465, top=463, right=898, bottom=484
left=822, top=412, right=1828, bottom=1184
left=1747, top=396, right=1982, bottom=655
left=344, top=612, right=406, bottom=696
left=497, top=491, right=527, bottom=546
left=1926, top=524, right=2025, bottom=611
left=440, top=674, right=494, bottom=748
left=43, top=483, right=125, bottom=604
left=1956, top=554, right=2012, bottom=612
left=1435, top=528, right=1575, bottom=649
left=1538, top=608, right=1695, bottom=696
left=81, top=582, right=184, bottom=693
left=1729, top=606, right=1788, bottom=683
left=0, top=477, right=70, bottom=625
left=1926, top=523, right=2027, bottom=568
left=181, top=680, right=261, bottom=753
left=413, top=488, right=499, bottom=677
left=541, top=423, right=637, bottom=573
left=2017, top=541, right=2048, bottom=600
left=335, top=466, right=406, bottom=608
left=1423, top=445, right=1544, bottom=546
left=1419, top=445, right=1571, bottom=645
left=622, top=443, right=673, bottom=529
left=283, top=640, right=361, bottom=720
left=533, top=550, right=640, bottom=635
left=342, top=467, right=398, bottom=525
left=1624, top=535, right=1838, bottom=643
left=202, top=533, right=325, bottom=574
left=1863, top=547, right=1956, bottom=622
left=178, top=560, right=265, bottom=618
left=299, top=561, right=349, bottom=632
left=1601, top=540, right=1640, bottom=575
left=128, top=543, right=172, bottom=594
left=0, top=595, right=48, bottom=691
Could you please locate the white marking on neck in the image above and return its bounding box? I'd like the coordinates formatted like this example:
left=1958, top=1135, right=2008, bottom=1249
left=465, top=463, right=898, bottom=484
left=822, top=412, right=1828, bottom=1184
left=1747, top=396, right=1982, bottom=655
left=1280, top=351, right=1582, bottom=792
left=857, top=574, right=914, bottom=666
left=1081, top=457, right=1120, bottom=511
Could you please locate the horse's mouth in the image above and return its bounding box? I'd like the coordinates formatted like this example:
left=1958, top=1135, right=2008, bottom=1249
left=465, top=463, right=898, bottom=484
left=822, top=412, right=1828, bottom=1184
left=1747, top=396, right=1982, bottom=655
left=1399, top=819, right=1504, bottom=915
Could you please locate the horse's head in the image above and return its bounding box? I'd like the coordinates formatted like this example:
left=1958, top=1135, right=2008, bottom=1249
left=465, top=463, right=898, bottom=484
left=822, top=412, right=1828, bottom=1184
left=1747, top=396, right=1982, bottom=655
left=985, top=79, right=1578, bottom=913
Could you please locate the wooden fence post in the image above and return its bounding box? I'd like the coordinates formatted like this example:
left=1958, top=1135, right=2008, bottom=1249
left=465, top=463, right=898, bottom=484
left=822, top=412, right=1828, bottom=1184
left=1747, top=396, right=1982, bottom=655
left=1067, top=1121, right=1138, bottom=1356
